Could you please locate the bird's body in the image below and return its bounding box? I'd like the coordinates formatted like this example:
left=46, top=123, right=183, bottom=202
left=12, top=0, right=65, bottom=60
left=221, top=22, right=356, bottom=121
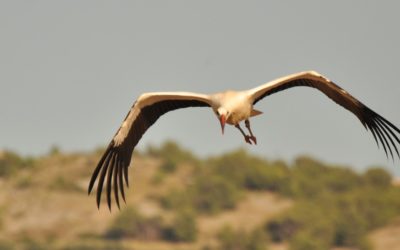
left=210, top=90, right=257, bottom=125
left=88, top=71, right=400, bottom=210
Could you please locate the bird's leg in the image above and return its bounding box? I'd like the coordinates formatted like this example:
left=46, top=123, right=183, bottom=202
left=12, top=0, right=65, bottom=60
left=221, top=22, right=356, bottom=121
left=235, top=124, right=253, bottom=145
left=245, top=119, right=257, bottom=145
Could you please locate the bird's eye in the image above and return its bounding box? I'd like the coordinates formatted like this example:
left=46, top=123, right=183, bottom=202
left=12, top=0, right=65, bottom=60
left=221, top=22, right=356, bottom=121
left=215, top=110, right=220, bottom=116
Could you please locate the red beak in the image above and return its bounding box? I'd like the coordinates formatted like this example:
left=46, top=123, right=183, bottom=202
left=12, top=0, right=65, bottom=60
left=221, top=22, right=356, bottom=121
left=220, top=115, right=226, bottom=135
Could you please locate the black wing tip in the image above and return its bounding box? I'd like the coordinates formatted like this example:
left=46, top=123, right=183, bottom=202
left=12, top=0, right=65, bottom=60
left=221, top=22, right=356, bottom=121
left=375, top=118, right=400, bottom=160
left=378, top=120, right=400, bottom=159
left=89, top=146, right=132, bottom=210
left=118, top=160, right=126, bottom=203
left=124, top=166, right=130, bottom=187
left=88, top=184, right=94, bottom=195
left=114, top=158, right=121, bottom=210
left=106, top=154, right=117, bottom=212
left=363, top=107, right=400, bottom=162
left=95, top=151, right=114, bottom=210
left=88, top=177, right=95, bottom=195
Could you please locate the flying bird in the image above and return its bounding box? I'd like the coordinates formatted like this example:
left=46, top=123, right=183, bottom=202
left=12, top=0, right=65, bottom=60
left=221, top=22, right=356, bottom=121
left=88, top=71, right=400, bottom=210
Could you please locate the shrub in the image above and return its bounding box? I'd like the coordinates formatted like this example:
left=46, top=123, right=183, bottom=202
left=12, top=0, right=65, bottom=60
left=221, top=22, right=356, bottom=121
left=105, top=207, right=163, bottom=240
left=364, top=167, right=392, bottom=188
left=266, top=217, right=298, bottom=242
left=287, top=156, right=330, bottom=198
left=209, top=149, right=256, bottom=188
left=246, top=228, right=269, bottom=250
left=244, top=162, right=290, bottom=192
left=190, top=175, right=240, bottom=214
left=160, top=159, right=177, bottom=173
left=323, top=167, right=362, bottom=193
left=163, top=209, right=197, bottom=242
left=339, top=188, right=399, bottom=231
left=161, top=174, right=240, bottom=214
left=266, top=201, right=334, bottom=243
left=217, top=226, right=268, bottom=250
left=0, top=151, right=34, bottom=177
left=206, top=149, right=292, bottom=194
left=48, top=145, right=61, bottom=156
left=217, top=226, right=247, bottom=250
left=146, top=140, right=198, bottom=166
left=289, top=230, right=329, bottom=250
left=159, top=188, right=193, bottom=211
left=288, top=157, right=364, bottom=199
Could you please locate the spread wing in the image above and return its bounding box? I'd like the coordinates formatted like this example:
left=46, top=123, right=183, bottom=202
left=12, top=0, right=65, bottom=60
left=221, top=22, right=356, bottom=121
left=249, top=70, right=400, bottom=160
left=88, top=92, right=212, bottom=210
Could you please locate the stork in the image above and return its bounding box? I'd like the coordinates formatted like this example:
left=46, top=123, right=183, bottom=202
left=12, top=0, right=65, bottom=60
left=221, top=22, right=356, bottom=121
left=88, top=71, right=400, bottom=210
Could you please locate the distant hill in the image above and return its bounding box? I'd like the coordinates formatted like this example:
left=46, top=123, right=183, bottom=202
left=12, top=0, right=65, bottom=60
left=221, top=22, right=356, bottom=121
left=0, top=141, right=399, bottom=250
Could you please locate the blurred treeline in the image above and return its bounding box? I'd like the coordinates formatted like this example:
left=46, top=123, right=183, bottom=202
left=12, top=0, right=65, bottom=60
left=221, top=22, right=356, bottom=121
left=0, top=142, right=399, bottom=250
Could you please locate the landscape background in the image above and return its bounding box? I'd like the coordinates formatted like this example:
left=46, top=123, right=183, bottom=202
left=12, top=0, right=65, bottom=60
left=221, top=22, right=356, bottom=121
left=1, top=141, right=400, bottom=250
left=1, top=2, right=400, bottom=250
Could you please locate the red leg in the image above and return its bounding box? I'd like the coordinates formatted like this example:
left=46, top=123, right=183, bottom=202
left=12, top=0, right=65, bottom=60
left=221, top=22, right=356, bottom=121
left=245, top=120, right=257, bottom=145
left=235, top=124, right=252, bottom=145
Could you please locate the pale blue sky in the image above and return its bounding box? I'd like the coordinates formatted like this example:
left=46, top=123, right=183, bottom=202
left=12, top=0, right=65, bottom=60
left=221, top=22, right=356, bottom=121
left=1, top=1, right=399, bottom=175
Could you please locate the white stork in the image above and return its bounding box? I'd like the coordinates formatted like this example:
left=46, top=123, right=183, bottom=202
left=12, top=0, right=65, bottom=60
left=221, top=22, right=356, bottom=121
left=88, top=71, right=400, bottom=210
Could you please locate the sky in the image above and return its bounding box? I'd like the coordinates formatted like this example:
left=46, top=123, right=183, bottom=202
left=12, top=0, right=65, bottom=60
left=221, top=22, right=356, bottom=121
left=1, top=1, right=399, bottom=175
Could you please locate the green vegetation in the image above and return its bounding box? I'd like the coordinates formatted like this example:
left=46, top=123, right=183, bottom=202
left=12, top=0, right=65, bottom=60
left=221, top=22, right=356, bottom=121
left=160, top=149, right=289, bottom=214
left=0, top=151, right=34, bottom=177
left=148, top=141, right=200, bottom=184
left=364, top=167, right=392, bottom=188
left=105, top=206, right=197, bottom=242
left=48, top=145, right=61, bottom=156
left=217, top=225, right=268, bottom=250
left=155, top=147, right=400, bottom=250
left=160, top=159, right=177, bottom=173
left=161, top=174, right=241, bottom=214
left=265, top=156, right=400, bottom=250
left=206, top=149, right=291, bottom=193
left=1, top=142, right=400, bottom=250
left=105, top=206, right=164, bottom=241
left=163, top=209, right=197, bottom=242
left=190, top=175, right=239, bottom=214
left=146, top=140, right=199, bottom=169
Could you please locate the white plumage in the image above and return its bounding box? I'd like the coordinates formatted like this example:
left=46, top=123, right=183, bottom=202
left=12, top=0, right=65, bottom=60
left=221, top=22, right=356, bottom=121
left=88, top=71, right=400, bottom=210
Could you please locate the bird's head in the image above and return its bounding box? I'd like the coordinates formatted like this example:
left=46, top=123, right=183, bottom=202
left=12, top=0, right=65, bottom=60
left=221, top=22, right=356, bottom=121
left=215, top=107, right=229, bottom=135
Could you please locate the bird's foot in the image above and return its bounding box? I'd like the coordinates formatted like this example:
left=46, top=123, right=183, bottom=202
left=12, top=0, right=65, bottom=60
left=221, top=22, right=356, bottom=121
left=244, top=120, right=257, bottom=145
left=249, top=135, right=257, bottom=145
left=244, top=135, right=255, bottom=145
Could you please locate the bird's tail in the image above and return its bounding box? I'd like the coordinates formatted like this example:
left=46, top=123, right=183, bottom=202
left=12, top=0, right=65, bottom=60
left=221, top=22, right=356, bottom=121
left=251, top=109, right=263, bottom=117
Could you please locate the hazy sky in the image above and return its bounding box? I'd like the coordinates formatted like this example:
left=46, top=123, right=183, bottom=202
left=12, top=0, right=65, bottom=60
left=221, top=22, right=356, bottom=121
left=1, top=1, right=399, bottom=175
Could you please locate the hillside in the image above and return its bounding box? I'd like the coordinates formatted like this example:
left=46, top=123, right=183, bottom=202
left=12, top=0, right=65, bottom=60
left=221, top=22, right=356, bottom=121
left=0, top=142, right=399, bottom=250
